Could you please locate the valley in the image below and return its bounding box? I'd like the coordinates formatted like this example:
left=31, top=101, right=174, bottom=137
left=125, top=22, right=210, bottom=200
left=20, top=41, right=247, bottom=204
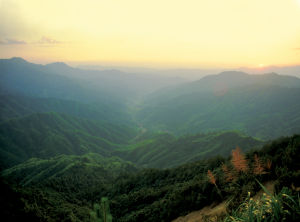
left=0, top=58, right=299, bottom=221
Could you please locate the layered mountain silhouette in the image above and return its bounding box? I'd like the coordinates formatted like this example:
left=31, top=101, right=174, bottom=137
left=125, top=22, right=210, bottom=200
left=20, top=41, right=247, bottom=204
left=138, top=71, right=300, bottom=139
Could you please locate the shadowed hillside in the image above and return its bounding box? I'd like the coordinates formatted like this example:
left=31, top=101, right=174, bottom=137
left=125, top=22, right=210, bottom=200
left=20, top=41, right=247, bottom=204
left=0, top=112, right=137, bottom=169
left=138, top=72, right=300, bottom=139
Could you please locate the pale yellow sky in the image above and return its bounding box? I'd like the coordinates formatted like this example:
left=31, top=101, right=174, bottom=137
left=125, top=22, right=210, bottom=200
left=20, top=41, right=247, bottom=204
left=0, top=0, right=300, bottom=68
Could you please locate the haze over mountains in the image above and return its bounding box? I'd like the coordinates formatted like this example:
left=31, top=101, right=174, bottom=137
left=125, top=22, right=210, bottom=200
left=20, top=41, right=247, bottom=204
left=2, top=57, right=300, bottom=140
left=0, top=57, right=300, bottom=221
left=138, top=71, right=300, bottom=139
left=78, top=64, right=300, bottom=80
left=1, top=57, right=300, bottom=161
left=239, top=65, right=300, bottom=78
left=0, top=57, right=183, bottom=101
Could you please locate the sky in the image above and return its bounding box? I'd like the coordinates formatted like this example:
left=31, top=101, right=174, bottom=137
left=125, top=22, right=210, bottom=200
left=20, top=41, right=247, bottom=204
left=0, top=0, right=300, bottom=68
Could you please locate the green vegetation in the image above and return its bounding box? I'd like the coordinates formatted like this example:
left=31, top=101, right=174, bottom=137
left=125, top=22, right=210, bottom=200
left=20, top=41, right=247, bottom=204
left=116, top=131, right=264, bottom=168
left=106, top=135, right=300, bottom=222
left=1, top=59, right=300, bottom=221
left=0, top=112, right=137, bottom=169
left=224, top=185, right=300, bottom=222
left=0, top=94, right=132, bottom=125
left=1, top=135, right=298, bottom=221
left=138, top=73, right=300, bottom=139
left=2, top=153, right=137, bottom=186
left=0, top=110, right=262, bottom=170
left=90, top=197, right=113, bottom=222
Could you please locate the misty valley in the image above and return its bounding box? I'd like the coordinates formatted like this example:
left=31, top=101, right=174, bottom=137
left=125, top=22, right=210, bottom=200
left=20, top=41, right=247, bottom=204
left=0, top=57, right=300, bottom=222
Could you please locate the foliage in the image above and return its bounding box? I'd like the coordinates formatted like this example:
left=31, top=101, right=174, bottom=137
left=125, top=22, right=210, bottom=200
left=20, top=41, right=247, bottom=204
left=1, top=59, right=300, bottom=221
left=116, top=131, right=263, bottom=168
left=90, top=197, right=113, bottom=222
left=2, top=153, right=137, bottom=188
left=0, top=112, right=137, bottom=169
left=224, top=186, right=300, bottom=222
left=0, top=134, right=299, bottom=222
left=231, top=146, right=248, bottom=173
left=107, top=135, right=299, bottom=222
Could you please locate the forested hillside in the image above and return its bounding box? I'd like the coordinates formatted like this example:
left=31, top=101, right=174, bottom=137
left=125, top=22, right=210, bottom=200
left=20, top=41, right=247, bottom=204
left=0, top=112, right=137, bottom=169
left=0, top=58, right=299, bottom=221
left=0, top=94, right=132, bottom=124
left=2, top=153, right=137, bottom=188
left=138, top=72, right=300, bottom=139
left=1, top=135, right=299, bottom=221
left=115, top=131, right=263, bottom=168
left=107, top=135, right=300, bottom=222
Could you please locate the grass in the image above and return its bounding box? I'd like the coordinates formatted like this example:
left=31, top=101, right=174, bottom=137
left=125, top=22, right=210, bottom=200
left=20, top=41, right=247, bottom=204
left=223, top=182, right=300, bottom=222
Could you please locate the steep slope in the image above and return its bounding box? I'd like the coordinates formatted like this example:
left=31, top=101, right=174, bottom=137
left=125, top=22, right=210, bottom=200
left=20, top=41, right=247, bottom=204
left=0, top=112, right=137, bottom=169
left=107, top=135, right=300, bottom=222
left=138, top=72, right=300, bottom=139
left=2, top=133, right=299, bottom=222
left=115, top=131, right=264, bottom=168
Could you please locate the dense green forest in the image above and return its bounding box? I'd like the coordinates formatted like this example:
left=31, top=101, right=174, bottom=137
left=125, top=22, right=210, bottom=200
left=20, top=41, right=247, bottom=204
left=0, top=112, right=262, bottom=169
left=115, top=131, right=263, bottom=168
left=0, top=112, right=137, bottom=169
left=0, top=58, right=299, bottom=221
left=1, top=135, right=299, bottom=221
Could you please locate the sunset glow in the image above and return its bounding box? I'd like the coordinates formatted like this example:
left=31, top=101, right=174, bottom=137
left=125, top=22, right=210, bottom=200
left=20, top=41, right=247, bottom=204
left=0, top=0, right=300, bottom=68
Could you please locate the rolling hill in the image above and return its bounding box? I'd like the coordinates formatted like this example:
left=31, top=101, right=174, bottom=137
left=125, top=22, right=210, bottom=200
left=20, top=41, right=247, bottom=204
left=138, top=72, right=300, bottom=139
left=0, top=57, right=183, bottom=103
left=0, top=112, right=137, bottom=169
left=1, top=58, right=300, bottom=222
left=115, top=131, right=264, bottom=168
left=1, top=153, right=137, bottom=187
left=0, top=94, right=132, bottom=125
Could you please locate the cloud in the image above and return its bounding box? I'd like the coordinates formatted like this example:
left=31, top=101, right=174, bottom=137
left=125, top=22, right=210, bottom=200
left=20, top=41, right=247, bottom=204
left=36, top=36, right=63, bottom=44
left=0, top=38, right=27, bottom=45
left=0, top=36, right=64, bottom=46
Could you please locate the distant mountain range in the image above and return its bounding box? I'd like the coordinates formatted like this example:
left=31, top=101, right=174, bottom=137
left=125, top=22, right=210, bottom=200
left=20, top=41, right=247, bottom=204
left=239, top=65, right=300, bottom=78
left=1, top=57, right=300, bottom=169
left=0, top=57, right=183, bottom=102
left=78, top=64, right=300, bottom=80
left=1, top=57, right=300, bottom=221
left=138, top=71, right=300, bottom=139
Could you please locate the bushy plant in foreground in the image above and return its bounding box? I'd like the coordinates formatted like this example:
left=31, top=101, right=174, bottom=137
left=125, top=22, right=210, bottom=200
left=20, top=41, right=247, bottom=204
left=224, top=183, right=300, bottom=222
